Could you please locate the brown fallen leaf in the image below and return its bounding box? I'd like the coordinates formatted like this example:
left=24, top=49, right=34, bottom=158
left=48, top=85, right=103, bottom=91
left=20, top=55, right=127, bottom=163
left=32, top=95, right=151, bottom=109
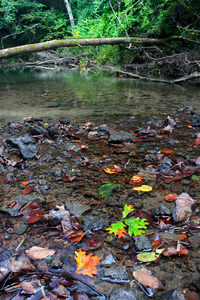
left=21, top=282, right=36, bottom=294
left=175, top=193, right=195, bottom=222
left=25, top=246, right=55, bottom=260
left=8, top=257, right=35, bottom=272
left=133, top=269, right=164, bottom=289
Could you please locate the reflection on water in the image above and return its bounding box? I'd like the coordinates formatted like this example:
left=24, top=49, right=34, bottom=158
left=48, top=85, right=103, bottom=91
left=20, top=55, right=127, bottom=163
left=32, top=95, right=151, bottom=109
left=0, top=68, right=200, bottom=124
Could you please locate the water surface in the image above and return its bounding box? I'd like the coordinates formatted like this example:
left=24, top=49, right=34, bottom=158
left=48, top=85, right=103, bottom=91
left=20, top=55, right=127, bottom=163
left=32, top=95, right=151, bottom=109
left=0, top=68, right=199, bottom=124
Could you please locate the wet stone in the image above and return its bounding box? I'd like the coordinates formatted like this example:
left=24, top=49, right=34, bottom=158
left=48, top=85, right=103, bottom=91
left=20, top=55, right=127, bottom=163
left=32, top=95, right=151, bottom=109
left=101, top=254, right=116, bottom=267
left=31, top=125, right=46, bottom=135
left=189, top=235, right=200, bottom=249
left=99, top=264, right=129, bottom=283
left=0, top=250, right=12, bottom=262
left=159, top=157, right=172, bottom=173
left=6, top=135, right=35, bottom=147
left=156, top=290, right=185, bottom=300
left=82, top=215, right=104, bottom=231
left=0, top=195, right=45, bottom=217
left=132, top=235, right=153, bottom=253
left=108, top=130, right=134, bottom=143
left=154, top=204, right=172, bottom=216
left=109, top=287, right=146, bottom=300
left=65, top=202, right=91, bottom=216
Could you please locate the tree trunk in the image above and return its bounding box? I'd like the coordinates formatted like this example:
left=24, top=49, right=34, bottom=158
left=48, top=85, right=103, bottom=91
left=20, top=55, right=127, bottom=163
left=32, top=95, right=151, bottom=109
left=64, top=0, right=75, bottom=28
left=0, top=37, right=180, bottom=60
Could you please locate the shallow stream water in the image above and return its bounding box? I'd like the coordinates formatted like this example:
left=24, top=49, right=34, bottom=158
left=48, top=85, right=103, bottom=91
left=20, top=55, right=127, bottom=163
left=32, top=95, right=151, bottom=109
left=0, top=68, right=200, bottom=124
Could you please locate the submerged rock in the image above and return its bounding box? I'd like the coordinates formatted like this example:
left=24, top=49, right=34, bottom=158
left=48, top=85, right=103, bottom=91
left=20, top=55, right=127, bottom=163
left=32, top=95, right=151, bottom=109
left=65, top=202, right=91, bottom=216
left=159, top=157, right=172, bottom=174
left=156, top=290, right=185, bottom=300
left=101, top=254, right=116, bottom=267
left=82, top=215, right=104, bottom=231
left=109, top=286, right=146, bottom=300
left=99, top=264, right=129, bottom=283
left=0, top=195, right=45, bottom=217
left=132, top=235, right=153, bottom=253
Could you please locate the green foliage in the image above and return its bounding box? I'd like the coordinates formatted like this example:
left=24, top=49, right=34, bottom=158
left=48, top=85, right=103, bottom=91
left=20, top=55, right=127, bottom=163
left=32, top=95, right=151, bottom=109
left=124, top=218, right=148, bottom=236
left=99, top=183, right=120, bottom=198
left=106, top=204, right=148, bottom=237
left=0, top=0, right=199, bottom=55
left=107, top=221, right=126, bottom=235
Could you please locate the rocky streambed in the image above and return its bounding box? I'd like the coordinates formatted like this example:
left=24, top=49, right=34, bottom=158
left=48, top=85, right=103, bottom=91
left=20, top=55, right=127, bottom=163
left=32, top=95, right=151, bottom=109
left=0, top=107, right=200, bottom=300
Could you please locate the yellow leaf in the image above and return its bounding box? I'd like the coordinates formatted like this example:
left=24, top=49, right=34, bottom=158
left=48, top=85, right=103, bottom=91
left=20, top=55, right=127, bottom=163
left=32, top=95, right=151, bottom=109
left=133, top=185, right=152, bottom=192
left=103, top=168, right=118, bottom=174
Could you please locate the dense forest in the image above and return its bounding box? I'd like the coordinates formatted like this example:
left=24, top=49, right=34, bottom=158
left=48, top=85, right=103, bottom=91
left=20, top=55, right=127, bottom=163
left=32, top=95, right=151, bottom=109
left=0, top=0, right=200, bottom=81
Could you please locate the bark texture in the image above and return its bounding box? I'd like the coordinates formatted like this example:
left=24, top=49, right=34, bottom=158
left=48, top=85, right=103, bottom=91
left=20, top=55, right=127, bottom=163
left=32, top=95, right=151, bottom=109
left=0, top=37, right=178, bottom=60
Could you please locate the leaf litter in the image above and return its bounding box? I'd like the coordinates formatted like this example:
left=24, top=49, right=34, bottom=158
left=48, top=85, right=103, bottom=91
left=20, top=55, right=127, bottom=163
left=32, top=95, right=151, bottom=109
left=0, top=109, right=200, bottom=299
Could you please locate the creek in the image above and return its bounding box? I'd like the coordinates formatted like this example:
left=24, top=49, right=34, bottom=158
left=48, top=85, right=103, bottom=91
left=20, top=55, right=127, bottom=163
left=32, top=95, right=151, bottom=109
left=0, top=68, right=200, bottom=124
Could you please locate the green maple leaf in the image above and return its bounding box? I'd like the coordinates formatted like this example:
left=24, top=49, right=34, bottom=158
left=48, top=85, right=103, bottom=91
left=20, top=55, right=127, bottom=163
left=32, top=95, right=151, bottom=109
left=124, top=218, right=148, bottom=236
left=122, top=204, right=134, bottom=218
left=106, top=221, right=126, bottom=235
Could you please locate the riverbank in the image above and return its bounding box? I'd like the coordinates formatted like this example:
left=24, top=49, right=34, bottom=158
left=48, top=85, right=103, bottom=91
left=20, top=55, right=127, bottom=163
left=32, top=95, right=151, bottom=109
left=0, top=106, right=200, bottom=299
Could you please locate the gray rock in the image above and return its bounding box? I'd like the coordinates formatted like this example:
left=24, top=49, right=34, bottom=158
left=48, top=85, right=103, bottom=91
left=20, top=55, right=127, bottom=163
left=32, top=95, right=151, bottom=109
left=99, top=264, right=129, bottom=283
left=0, top=195, right=45, bottom=217
left=65, top=202, right=91, bottom=216
left=155, top=204, right=171, bottom=216
left=18, top=143, right=38, bottom=159
left=101, top=254, right=116, bottom=267
left=109, top=287, right=145, bottom=300
left=159, top=157, right=172, bottom=173
left=6, top=135, right=35, bottom=147
left=62, top=143, right=81, bottom=153
left=6, top=135, right=38, bottom=159
left=108, top=130, right=134, bottom=143
left=132, top=235, right=153, bottom=252
left=31, top=125, right=45, bottom=135
left=156, top=290, right=185, bottom=300
left=82, top=215, right=104, bottom=231
left=189, top=235, right=200, bottom=249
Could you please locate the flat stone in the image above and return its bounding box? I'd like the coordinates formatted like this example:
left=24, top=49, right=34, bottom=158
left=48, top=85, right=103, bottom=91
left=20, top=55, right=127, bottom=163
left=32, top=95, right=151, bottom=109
left=65, top=202, right=91, bottom=216
left=109, top=287, right=146, bottom=300
left=132, top=235, right=153, bottom=252
left=99, top=264, right=129, bottom=283
left=82, top=215, right=103, bottom=231
left=101, top=254, right=116, bottom=267
left=189, top=235, right=200, bottom=249
left=108, top=130, right=134, bottom=143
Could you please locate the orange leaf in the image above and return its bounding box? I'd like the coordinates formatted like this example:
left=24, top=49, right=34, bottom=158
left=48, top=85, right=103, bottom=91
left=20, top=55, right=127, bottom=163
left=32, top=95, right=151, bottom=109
left=164, top=193, right=177, bottom=201
left=129, top=174, right=144, bottom=185
left=116, top=228, right=127, bottom=238
left=103, top=168, right=118, bottom=174
left=22, top=186, right=35, bottom=195
left=74, top=249, right=100, bottom=277
left=187, top=125, right=193, bottom=129
left=22, top=181, right=29, bottom=186
left=176, top=234, right=187, bottom=240
left=161, top=150, right=175, bottom=154
left=194, top=139, right=200, bottom=145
